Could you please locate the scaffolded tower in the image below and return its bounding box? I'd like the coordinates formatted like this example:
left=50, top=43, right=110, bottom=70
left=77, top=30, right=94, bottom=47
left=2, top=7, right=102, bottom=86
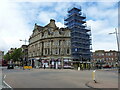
left=64, top=6, right=92, bottom=62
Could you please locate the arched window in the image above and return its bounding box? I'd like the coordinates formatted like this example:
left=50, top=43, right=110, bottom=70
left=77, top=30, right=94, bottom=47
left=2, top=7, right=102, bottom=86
left=67, top=48, right=70, bottom=54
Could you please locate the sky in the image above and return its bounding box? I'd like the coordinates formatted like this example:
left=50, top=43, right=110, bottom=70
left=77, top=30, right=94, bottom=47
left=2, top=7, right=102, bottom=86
left=0, top=0, right=119, bottom=53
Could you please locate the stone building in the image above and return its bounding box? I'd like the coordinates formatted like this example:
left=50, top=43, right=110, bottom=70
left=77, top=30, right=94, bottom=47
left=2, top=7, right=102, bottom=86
left=28, top=6, right=92, bottom=70
left=92, top=50, right=118, bottom=68
left=28, top=19, right=72, bottom=69
left=21, top=45, right=28, bottom=66
left=0, top=51, right=4, bottom=60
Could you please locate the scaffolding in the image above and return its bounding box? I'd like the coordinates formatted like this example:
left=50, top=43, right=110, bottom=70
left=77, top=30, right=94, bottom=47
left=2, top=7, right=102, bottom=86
left=64, top=6, right=92, bottom=61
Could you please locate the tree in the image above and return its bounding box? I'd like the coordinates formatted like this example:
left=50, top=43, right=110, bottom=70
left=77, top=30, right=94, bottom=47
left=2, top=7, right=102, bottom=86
left=4, top=53, right=11, bottom=61
left=10, top=48, right=23, bottom=63
left=4, top=48, right=23, bottom=63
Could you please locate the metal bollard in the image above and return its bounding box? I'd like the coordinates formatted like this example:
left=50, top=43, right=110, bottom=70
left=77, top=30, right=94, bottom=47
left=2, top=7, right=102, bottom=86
left=92, top=70, right=97, bottom=83
left=78, top=67, right=80, bottom=71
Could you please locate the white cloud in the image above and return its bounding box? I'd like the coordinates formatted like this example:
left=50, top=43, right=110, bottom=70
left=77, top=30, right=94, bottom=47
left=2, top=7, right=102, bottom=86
left=56, top=22, right=65, bottom=28
left=87, top=19, right=117, bottom=51
left=92, top=42, right=117, bottom=52
left=86, top=5, right=118, bottom=22
left=83, top=2, right=118, bottom=51
left=0, top=1, right=118, bottom=53
left=86, top=20, right=115, bottom=35
left=11, top=0, right=119, bottom=2
left=0, top=0, right=32, bottom=52
left=38, top=11, right=57, bottom=25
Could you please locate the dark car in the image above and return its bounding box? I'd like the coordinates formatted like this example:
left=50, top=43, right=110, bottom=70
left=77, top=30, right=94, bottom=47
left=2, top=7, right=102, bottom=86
left=103, top=65, right=111, bottom=68
left=7, top=64, right=14, bottom=69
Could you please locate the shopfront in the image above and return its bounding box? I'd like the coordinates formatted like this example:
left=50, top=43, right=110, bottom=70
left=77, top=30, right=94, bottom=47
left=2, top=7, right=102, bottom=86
left=63, top=58, right=72, bottom=69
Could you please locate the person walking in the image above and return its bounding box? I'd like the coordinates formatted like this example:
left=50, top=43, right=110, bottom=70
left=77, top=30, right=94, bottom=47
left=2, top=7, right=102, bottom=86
left=44, top=64, right=46, bottom=69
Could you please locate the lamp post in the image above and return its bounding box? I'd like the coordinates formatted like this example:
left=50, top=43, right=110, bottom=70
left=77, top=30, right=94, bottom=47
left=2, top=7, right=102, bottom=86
left=20, top=39, right=28, bottom=70
left=20, top=39, right=28, bottom=45
left=109, top=28, right=120, bottom=68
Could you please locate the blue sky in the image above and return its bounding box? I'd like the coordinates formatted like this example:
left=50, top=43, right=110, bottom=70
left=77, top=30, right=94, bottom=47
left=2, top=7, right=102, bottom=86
left=0, top=0, right=119, bottom=53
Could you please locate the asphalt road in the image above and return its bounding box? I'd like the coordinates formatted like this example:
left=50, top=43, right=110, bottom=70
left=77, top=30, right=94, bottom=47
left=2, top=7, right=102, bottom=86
left=2, top=68, right=118, bottom=88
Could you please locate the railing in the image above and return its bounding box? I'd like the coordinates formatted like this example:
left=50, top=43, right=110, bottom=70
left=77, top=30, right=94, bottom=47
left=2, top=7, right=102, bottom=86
left=77, top=36, right=89, bottom=40
left=71, top=45, right=90, bottom=50
left=71, top=30, right=87, bottom=35
left=71, top=41, right=91, bottom=45
left=64, top=15, right=86, bottom=23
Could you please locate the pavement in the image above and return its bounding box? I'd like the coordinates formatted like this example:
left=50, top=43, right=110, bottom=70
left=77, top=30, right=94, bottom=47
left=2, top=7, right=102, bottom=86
left=2, top=67, right=119, bottom=89
left=87, top=80, right=118, bottom=88
left=87, top=69, right=119, bottom=89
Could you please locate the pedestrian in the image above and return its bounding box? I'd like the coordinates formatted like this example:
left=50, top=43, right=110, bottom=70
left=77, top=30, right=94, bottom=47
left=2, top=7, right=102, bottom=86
left=44, top=64, right=46, bottom=69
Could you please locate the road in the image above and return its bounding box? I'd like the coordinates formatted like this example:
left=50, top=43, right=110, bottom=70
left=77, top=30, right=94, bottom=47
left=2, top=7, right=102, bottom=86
left=2, top=68, right=118, bottom=88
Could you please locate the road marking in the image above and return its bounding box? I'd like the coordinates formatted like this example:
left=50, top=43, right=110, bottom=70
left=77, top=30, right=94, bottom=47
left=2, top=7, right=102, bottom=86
left=3, top=81, right=12, bottom=88
left=3, top=75, right=12, bottom=89
left=4, top=75, right=6, bottom=79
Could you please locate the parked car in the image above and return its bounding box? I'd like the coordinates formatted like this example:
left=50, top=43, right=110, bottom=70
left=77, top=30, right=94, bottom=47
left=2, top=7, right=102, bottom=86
left=103, top=65, right=111, bottom=68
left=7, top=64, right=14, bottom=69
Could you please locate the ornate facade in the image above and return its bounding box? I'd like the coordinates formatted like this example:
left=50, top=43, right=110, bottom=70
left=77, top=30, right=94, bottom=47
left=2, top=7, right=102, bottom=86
left=28, top=19, right=72, bottom=68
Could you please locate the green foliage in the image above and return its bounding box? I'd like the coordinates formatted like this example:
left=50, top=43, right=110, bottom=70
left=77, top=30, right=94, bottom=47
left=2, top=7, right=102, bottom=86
left=4, top=53, right=11, bottom=61
left=4, top=48, right=23, bottom=62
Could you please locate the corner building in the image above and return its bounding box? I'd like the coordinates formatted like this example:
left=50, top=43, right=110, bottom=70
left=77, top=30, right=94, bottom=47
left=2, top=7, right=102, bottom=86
left=28, top=6, right=92, bottom=69
left=28, top=19, right=72, bottom=69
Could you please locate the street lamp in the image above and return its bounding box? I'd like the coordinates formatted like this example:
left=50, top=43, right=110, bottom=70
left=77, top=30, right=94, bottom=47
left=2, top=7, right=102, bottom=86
left=20, top=39, right=28, bottom=70
left=20, top=39, right=28, bottom=45
left=109, top=28, right=120, bottom=68
left=109, top=28, right=119, bottom=51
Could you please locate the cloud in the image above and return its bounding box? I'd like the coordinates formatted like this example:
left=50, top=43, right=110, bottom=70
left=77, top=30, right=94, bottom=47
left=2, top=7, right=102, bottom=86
left=55, top=22, right=65, bottom=28
left=92, top=42, right=117, bottom=51
left=81, top=2, right=118, bottom=51
left=0, top=0, right=32, bottom=53
left=10, top=0, right=119, bottom=2
left=86, top=20, right=115, bottom=35
left=0, top=1, right=118, bottom=53
left=38, top=11, right=57, bottom=25
left=85, top=4, right=118, bottom=22
left=87, top=19, right=117, bottom=51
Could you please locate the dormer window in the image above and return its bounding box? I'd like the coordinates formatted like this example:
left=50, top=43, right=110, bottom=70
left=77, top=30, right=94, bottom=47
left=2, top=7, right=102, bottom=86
left=59, top=28, right=64, bottom=35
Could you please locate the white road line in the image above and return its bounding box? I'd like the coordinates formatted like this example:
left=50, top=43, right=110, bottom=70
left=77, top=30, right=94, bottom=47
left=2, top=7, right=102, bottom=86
left=4, top=75, right=6, bottom=79
left=3, top=81, right=12, bottom=88
left=3, top=75, right=12, bottom=88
